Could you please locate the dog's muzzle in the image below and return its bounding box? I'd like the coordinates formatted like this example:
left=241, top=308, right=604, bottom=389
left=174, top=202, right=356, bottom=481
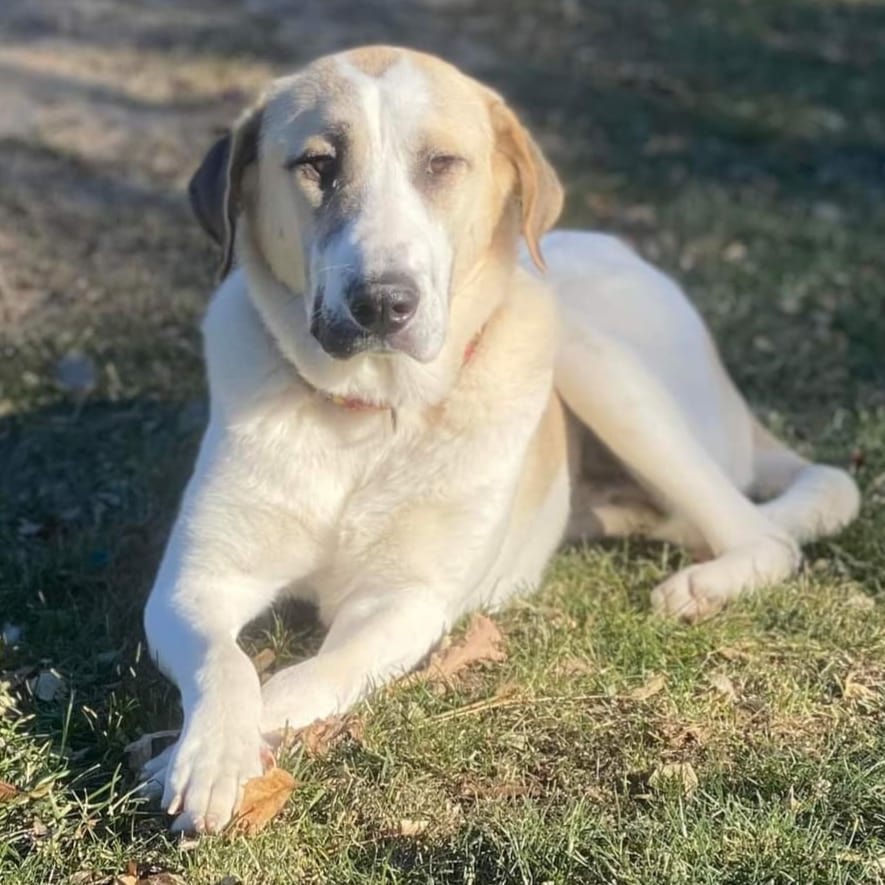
left=311, top=272, right=422, bottom=360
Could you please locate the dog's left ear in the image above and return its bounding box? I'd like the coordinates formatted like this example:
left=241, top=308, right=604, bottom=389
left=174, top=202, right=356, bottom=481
left=188, top=106, right=263, bottom=280
left=489, top=98, right=564, bottom=271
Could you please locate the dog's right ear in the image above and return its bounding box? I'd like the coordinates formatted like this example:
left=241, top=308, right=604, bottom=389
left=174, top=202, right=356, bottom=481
left=188, top=107, right=262, bottom=280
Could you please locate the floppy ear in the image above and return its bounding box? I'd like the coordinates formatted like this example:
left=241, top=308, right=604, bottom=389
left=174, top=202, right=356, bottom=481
left=188, top=107, right=262, bottom=280
left=489, top=99, right=564, bottom=271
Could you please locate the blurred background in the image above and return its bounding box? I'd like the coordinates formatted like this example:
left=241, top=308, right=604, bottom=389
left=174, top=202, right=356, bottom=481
left=2, top=0, right=883, bottom=409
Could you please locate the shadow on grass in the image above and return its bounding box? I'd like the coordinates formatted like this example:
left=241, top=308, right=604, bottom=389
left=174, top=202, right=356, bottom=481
left=0, top=0, right=883, bottom=867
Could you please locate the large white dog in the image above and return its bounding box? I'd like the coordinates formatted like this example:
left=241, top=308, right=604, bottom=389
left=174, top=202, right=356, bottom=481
left=142, top=46, right=860, bottom=832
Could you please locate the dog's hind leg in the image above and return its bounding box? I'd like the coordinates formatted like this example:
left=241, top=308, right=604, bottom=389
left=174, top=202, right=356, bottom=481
left=750, top=421, right=860, bottom=544
left=566, top=424, right=709, bottom=553
left=556, top=329, right=801, bottom=621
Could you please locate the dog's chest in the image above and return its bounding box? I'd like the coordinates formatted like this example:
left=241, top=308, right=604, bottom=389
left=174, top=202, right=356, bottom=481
left=238, top=396, right=534, bottom=569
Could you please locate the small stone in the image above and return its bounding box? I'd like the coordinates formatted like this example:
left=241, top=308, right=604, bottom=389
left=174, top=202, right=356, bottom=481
left=55, top=353, right=97, bottom=396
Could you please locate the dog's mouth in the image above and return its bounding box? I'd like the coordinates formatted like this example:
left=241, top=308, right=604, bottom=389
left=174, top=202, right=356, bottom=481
left=310, top=312, right=377, bottom=360
left=310, top=318, right=431, bottom=361
left=309, top=287, right=439, bottom=362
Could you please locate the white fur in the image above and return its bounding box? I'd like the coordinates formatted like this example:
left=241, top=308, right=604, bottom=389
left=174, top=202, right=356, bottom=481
left=142, top=62, right=859, bottom=832
left=312, top=58, right=451, bottom=361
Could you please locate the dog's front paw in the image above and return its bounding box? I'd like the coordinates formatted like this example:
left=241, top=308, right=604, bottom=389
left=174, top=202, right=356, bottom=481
left=260, top=657, right=345, bottom=741
left=142, top=696, right=267, bottom=833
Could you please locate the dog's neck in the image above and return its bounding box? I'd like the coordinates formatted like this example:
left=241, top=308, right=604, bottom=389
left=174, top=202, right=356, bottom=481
left=237, top=233, right=516, bottom=413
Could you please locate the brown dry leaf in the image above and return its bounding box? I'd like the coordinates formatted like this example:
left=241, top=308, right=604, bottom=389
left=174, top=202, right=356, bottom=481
left=662, top=722, right=708, bottom=751
left=629, top=673, right=666, bottom=701
left=124, top=730, right=180, bottom=773
left=251, top=647, right=277, bottom=678
left=229, top=767, right=297, bottom=835
left=707, top=672, right=738, bottom=702
left=716, top=645, right=750, bottom=662
left=109, top=871, right=186, bottom=885
left=842, top=673, right=879, bottom=703
left=0, top=780, right=20, bottom=801
left=415, top=614, right=507, bottom=685
left=283, top=714, right=365, bottom=758
left=459, top=779, right=536, bottom=800
left=397, top=819, right=429, bottom=837
left=648, top=762, right=698, bottom=797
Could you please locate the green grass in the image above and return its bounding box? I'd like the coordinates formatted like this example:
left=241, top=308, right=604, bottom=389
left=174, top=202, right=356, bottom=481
left=1, top=0, right=884, bottom=882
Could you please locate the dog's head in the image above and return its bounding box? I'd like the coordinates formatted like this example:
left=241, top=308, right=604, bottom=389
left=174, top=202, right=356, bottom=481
left=190, top=47, right=562, bottom=389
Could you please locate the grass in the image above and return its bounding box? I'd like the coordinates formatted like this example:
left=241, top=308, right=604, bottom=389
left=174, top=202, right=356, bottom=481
left=1, top=0, right=884, bottom=882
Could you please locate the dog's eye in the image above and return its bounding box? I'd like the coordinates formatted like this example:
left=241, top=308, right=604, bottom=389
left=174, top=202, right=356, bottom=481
left=426, top=154, right=464, bottom=177
left=290, top=153, right=338, bottom=189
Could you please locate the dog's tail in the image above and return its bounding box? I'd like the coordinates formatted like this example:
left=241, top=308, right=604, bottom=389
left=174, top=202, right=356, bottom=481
left=751, top=421, right=860, bottom=544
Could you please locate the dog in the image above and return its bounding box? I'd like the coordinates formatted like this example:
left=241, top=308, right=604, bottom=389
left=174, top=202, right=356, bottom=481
left=141, top=46, right=860, bottom=833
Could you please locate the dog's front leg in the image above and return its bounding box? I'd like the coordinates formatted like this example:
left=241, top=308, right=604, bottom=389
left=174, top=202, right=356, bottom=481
left=142, top=433, right=311, bottom=832
left=260, top=588, right=452, bottom=738
left=143, top=544, right=281, bottom=832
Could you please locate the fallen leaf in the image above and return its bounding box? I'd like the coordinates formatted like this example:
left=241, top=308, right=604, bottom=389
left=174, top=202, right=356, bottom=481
left=397, top=819, right=429, bottom=837
left=629, top=673, right=666, bottom=701
left=280, top=714, right=365, bottom=758
left=412, top=614, right=507, bottom=686
left=229, top=767, right=297, bottom=835
left=648, top=762, right=698, bottom=797
left=0, top=780, right=20, bottom=801
left=707, top=672, right=737, bottom=702
left=842, top=673, right=879, bottom=703
left=109, top=869, right=187, bottom=885
left=251, top=648, right=276, bottom=678
left=124, top=730, right=180, bottom=773
left=661, top=723, right=708, bottom=751
left=459, top=779, right=537, bottom=800
left=716, top=645, right=750, bottom=662
left=31, top=669, right=66, bottom=702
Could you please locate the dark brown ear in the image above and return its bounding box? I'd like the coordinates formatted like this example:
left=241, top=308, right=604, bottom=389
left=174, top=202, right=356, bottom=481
left=489, top=99, right=564, bottom=271
left=188, top=107, right=262, bottom=279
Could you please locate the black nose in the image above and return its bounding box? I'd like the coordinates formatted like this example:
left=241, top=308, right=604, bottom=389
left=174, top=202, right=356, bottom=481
left=347, top=273, right=419, bottom=336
